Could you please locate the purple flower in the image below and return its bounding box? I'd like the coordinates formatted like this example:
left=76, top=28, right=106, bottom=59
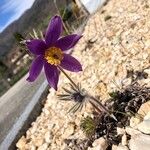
left=26, top=15, right=82, bottom=90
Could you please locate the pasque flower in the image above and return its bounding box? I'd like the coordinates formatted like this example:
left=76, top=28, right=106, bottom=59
left=26, top=15, right=82, bottom=90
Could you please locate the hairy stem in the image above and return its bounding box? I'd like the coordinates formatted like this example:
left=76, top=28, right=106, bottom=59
left=58, top=66, right=79, bottom=90
left=58, top=66, right=117, bottom=120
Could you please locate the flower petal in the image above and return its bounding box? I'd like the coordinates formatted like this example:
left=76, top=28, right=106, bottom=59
left=60, top=54, right=82, bottom=72
left=44, top=63, right=59, bottom=90
left=55, top=34, right=82, bottom=51
left=26, top=39, right=47, bottom=55
left=45, top=15, right=62, bottom=47
left=27, top=55, right=44, bottom=82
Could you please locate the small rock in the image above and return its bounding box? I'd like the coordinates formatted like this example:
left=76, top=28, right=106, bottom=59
left=62, top=124, right=75, bottom=138
left=137, top=113, right=150, bottom=134
left=117, top=127, right=125, bottom=135
left=144, top=111, right=150, bottom=120
left=88, top=146, right=100, bottom=150
left=138, top=101, right=150, bottom=116
left=112, top=145, right=118, bottom=150
left=125, top=127, right=141, bottom=136
left=129, top=133, right=150, bottom=150
left=88, top=137, right=108, bottom=150
left=37, top=143, right=48, bottom=150
left=44, top=131, right=51, bottom=143
left=30, top=124, right=37, bottom=134
left=137, top=120, right=150, bottom=134
left=122, top=134, right=127, bottom=146
left=33, top=137, right=44, bottom=147
left=42, top=108, right=50, bottom=115
left=75, top=118, right=81, bottom=126
left=16, top=136, right=26, bottom=149
left=118, top=145, right=128, bottom=150
left=30, top=146, right=36, bottom=150
left=130, top=116, right=142, bottom=128
left=113, top=144, right=129, bottom=150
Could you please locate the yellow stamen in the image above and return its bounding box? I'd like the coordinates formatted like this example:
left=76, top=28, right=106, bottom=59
left=44, top=47, right=63, bottom=65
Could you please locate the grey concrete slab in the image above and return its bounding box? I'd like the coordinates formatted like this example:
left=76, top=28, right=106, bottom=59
left=0, top=72, right=47, bottom=145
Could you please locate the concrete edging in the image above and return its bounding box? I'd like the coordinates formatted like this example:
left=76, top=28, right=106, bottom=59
left=0, top=80, right=48, bottom=150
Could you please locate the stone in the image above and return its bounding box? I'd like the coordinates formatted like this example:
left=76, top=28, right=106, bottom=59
left=112, top=145, right=118, bottom=150
left=116, top=145, right=129, bottom=150
left=33, top=137, right=44, bottom=147
left=30, top=124, right=37, bottom=134
left=30, top=146, right=36, bottom=150
left=88, top=138, right=108, bottom=150
left=37, top=143, right=48, bottom=150
left=62, top=124, right=75, bottom=139
left=138, top=101, right=150, bottom=117
left=129, top=133, right=150, bottom=150
left=16, top=136, right=26, bottom=150
left=137, top=112, right=150, bottom=134
left=112, top=143, right=129, bottom=150
left=126, top=127, right=150, bottom=150
left=144, top=111, right=150, bottom=120
left=44, top=131, right=51, bottom=143
left=125, top=127, right=141, bottom=136
left=117, top=127, right=125, bottom=135
left=42, top=108, right=50, bottom=115
left=137, top=120, right=150, bottom=134
left=130, top=116, right=142, bottom=128
left=122, top=134, right=127, bottom=146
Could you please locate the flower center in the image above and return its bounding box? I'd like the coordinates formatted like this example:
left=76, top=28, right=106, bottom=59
left=44, top=47, right=63, bottom=65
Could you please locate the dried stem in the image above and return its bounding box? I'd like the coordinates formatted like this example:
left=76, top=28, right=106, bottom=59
left=88, top=100, right=102, bottom=113
left=88, top=95, right=110, bottom=114
left=88, top=95, right=117, bottom=121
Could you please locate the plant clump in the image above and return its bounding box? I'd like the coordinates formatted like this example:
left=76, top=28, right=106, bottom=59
left=80, top=116, right=97, bottom=137
left=81, top=82, right=150, bottom=148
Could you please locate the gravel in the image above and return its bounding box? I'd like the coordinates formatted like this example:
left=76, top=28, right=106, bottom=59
left=16, top=0, right=150, bottom=149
